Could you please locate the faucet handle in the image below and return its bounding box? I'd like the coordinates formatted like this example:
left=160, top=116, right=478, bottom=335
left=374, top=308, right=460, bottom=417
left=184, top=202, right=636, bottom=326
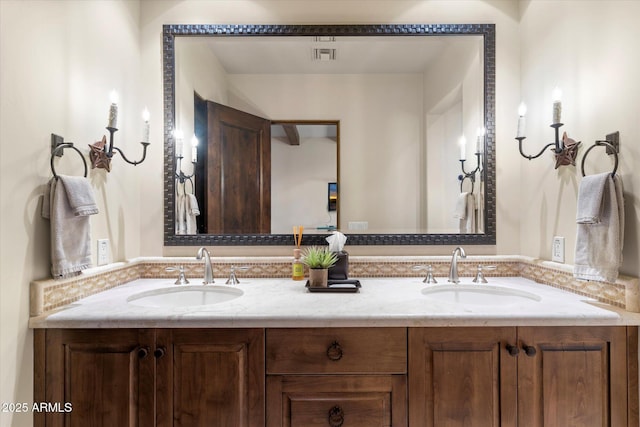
left=226, top=265, right=250, bottom=285
left=165, top=266, right=189, bottom=285
left=412, top=265, right=438, bottom=284
left=472, top=265, right=496, bottom=284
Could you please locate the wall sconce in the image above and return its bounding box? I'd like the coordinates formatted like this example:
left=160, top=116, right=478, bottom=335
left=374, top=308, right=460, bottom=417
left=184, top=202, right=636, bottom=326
left=88, top=90, right=150, bottom=172
left=174, top=130, right=198, bottom=184
left=458, top=128, right=484, bottom=191
left=515, top=87, right=581, bottom=169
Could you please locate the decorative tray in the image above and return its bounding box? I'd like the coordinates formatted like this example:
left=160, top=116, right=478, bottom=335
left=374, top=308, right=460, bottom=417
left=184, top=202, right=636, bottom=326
left=305, top=279, right=361, bottom=293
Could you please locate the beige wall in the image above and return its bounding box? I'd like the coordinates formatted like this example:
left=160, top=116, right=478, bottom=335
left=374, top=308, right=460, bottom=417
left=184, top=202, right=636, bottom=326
left=0, top=1, right=143, bottom=425
left=518, top=0, right=640, bottom=277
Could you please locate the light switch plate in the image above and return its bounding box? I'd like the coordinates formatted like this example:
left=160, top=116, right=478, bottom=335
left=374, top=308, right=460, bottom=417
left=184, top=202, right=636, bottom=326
left=552, top=236, right=565, bottom=263
left=97, top=239, right=110, bottom=266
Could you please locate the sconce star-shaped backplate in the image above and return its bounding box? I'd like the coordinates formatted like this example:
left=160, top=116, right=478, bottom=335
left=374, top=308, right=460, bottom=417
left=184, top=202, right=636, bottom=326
left=88, top=135, right=112, bottom=172
left=554, top=132, right=581, bottom=169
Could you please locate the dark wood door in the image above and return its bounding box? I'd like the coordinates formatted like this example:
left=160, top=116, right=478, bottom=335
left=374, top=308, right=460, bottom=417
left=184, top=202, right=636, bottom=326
left=38, top=329, right=155, bottom=427
left=517, top=326, right=634, bottom=427
left=408, top=327, right=518, bottom=427
left=206, top=101, right=271, bottom=233
left=156, top=328, right=265, bottom=427
left=266, top=375, right=407, bottom=427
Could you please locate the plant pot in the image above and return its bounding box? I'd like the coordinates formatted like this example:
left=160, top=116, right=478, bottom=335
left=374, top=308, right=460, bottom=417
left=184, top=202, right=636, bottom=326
left=308, top=268, right=329, bottom=288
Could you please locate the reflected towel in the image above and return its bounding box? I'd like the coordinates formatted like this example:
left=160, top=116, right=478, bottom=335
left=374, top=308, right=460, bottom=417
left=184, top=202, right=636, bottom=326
left=175, top=194, right=187, bottom=235
left=458, top=193, right=476, bottom=233
left=42, top=176, right=97, bottom=278
left=574, top=173, right=624, bottom=282
left=186, top=194, right=200, bottom=234
left=453, top=192, right=469, bottom=220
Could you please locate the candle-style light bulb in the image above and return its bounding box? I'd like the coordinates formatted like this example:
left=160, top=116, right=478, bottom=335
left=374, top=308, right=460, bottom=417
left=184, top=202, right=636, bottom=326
left=517, top=102, right=527, bottom=138
left=459, top=135, right=467, bottom=160
left=173, top=129, right=183, bottom=157
left=108, top=90, right=119, bottom=128
left=552, top=87, right=562, bottom=124
left=476, top=127, right=485, bottom=153
left=191, top=134, right=198, bottom=163
left=142, top=108, right=150, bottom=143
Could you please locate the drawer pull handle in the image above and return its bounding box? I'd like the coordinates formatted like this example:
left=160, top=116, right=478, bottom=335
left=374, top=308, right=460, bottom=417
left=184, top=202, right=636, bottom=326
left=506, top=344, right=519, bottom=356
left=326, top=341, right=343, bottom=361
left=523, top=345, right=537, bottom=357
left=154, top=347, right=166, bottom=359
left=328, top=405, right=344, bottom=427
left=137, top=347, right=149, bottom=359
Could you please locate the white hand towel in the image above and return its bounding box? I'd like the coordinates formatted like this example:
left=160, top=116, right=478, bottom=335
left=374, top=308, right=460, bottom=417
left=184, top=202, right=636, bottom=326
left=185, top=194, right=200, bottom=234
left=453, top=192, right=469, bottom=220
left=576, top=173, right=608, bottom=224
left=574, top=173, right=624, bottom=282
left=175, top=194, right=187, bottom=235
left=459, top=193, right=476, bottom=233
left=58, top=175, right=98, bottom=216
left=42, top=176, right=97, bottom=278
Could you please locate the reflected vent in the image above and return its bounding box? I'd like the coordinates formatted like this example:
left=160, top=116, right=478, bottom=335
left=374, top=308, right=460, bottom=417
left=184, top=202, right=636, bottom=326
left=313, top=48, right=336, bottom=61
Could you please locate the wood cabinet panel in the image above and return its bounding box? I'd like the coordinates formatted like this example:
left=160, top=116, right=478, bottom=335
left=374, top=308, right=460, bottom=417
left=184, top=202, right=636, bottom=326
left=156, top=328, right=264, bottom=427
left=266, top=328, right=406, bottom=374
left=517, top=326, right=630, bottom=427
left=40, top=329, right=155, bottom=427
left=266, top=375, right=407, bottom=427
left=408, top=327, right=518, bottom=427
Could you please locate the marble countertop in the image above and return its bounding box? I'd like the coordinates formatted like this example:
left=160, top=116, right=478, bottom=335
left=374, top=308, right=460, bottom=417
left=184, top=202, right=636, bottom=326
left=29, top=276, right=640, bottom=328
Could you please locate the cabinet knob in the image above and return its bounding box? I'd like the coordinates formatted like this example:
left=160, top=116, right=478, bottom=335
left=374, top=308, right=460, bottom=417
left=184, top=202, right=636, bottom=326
left=523, top=345, right=537, bottom=357
left=326, top=341, right=343, bottom=361
left=154, top=347, right=166, bottom=359
left=506, top=344, right=519, bottom=356
left=328, top=405, right=344, bottom=427
left=137, top=347, right=149, bottom=359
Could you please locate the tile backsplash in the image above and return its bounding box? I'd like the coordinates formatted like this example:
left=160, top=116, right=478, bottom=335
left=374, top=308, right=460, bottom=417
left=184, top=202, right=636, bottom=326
left=30, top=256, right=638, bottom=316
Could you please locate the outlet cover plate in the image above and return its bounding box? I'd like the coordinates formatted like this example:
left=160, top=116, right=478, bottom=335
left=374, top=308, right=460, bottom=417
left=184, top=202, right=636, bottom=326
left=97, top=239, right=109, bottom=266
left=552, top=236, right=565, bottom=263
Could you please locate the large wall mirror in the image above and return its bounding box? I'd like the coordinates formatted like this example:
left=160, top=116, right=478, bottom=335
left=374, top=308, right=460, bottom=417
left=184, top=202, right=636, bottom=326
left=163, top=24, right=495, bottom=246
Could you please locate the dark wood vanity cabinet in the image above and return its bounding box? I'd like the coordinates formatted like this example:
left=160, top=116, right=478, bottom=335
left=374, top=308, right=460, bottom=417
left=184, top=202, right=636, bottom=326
left=265, top=328, right=408, bottom=427
left=35, top=326, right=637, bottom=427
left=34, top=328, right=264, bottom=427
left=409, top=326, right=639, bottom=427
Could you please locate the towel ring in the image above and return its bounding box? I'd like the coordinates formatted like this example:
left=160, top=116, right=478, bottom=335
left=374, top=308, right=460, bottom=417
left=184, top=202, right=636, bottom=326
left=581, top=140, right=618, bottom=177
left=458, top=174, right=475, bottom=194
left=50, top=143, right=88, bottom=180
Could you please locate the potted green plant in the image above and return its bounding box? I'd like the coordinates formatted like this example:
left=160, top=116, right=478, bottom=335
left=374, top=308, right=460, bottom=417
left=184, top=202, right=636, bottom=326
left=302, top=246, right=339, bottom=287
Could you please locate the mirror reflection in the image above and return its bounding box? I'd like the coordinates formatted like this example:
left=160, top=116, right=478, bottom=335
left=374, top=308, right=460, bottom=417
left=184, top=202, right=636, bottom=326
left=164, top=24, right=496, bottom=246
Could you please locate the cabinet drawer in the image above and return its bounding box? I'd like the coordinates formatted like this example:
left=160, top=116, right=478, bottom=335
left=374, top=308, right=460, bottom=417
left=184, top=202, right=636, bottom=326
left=266, top=375, right=407, bottom=427
left=266, top=328, right=406, bottom=374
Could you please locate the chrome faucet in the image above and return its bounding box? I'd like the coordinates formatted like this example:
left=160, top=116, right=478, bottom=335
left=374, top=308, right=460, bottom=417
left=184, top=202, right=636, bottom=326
left=448, top=247, right=467, bottom=283
left=196, top=247, right=215, bottom=285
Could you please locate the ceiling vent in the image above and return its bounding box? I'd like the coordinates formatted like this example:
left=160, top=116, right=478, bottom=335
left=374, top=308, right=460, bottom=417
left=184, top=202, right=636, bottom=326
left=313, top=48, right=336, bottom=61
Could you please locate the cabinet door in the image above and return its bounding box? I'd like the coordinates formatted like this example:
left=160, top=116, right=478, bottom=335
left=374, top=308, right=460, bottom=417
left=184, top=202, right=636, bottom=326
left=156, top=328, right=264, bottom=427
left=267, top=375, right=407, bottom=427
left=517, top=326, right=633, bottom=427
left=39, top=329, right=155, bottom=427
left=408, top=327, right=518, bottom=427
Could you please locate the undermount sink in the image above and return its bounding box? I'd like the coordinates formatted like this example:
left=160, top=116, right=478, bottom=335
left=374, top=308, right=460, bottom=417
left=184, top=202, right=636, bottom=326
left=127, top=285, right=244, bottom=308
left=421, top=284, right=541, bottom=306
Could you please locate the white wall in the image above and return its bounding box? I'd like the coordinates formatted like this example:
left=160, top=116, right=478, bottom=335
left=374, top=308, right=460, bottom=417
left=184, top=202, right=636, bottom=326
left=518, top=0, right=640, bottom=277
left=0, top=1, right=143, bottom=426
left=271, top=136, right=337, bottom=233
left=229, top=72, right=424, bottom=233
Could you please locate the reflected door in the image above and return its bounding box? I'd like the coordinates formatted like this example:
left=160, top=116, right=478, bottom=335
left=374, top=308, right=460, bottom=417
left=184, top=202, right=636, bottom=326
left=205, top=101, right=271, bottom=233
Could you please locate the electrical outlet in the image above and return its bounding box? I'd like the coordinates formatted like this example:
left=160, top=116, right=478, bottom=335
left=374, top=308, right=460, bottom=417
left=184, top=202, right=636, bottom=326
left=97, top=239, right=110, bottom=266
left=552, top=236, right=565, bottom=263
